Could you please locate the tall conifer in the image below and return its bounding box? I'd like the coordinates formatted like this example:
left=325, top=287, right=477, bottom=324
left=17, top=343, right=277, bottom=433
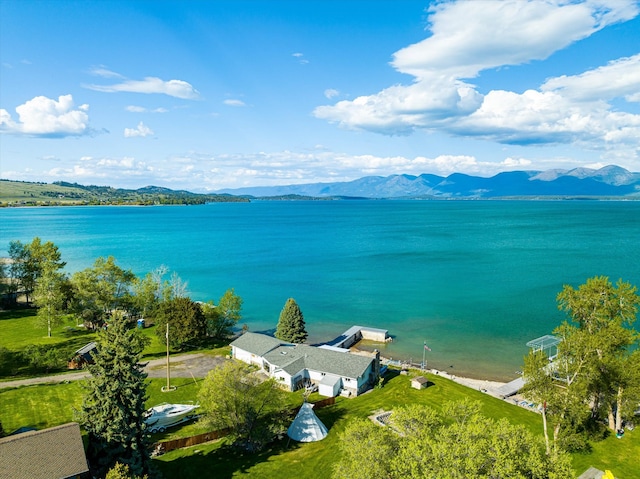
left=79, top=314, right=152, bottom=478
left=275, top=298, right=308, bottom=343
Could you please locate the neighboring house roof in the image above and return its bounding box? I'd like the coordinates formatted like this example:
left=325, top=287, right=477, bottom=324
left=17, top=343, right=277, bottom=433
left=230, top=332, right=284, bottom=357
left=0, top=422, right=89, bottom=479
left=231, top=332, right=374, bottom=380
left=264, top=343, right=373, bottom=380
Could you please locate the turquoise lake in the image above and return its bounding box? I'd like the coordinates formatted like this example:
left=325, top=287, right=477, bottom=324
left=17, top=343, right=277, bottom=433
left=2, top=200, right=639, bottom=381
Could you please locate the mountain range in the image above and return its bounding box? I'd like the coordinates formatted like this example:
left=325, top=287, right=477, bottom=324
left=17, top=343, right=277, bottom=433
left=218, top=165, right=640, bottom=199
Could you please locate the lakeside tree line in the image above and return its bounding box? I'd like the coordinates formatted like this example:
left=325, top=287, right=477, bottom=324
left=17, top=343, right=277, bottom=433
left=0, top=237, right=243, bottom=347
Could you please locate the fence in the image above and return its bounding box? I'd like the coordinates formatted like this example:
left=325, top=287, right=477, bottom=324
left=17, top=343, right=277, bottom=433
left=152, top=396, right=336, bottom=454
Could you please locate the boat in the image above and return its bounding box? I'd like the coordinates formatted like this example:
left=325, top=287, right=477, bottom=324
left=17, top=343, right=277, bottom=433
left=144, top=403, right=199, bottom=433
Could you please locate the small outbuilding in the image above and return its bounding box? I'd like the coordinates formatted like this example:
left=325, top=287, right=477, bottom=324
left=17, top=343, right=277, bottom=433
left=287, top=402, right=328, bottom=443
left=411, top=376, right=429, bottom=390
left=68, top=342, right=97, bottom=369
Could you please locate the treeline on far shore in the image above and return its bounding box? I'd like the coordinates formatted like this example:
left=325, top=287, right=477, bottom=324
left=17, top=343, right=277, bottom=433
left=0, top=179, right=249, bottom=207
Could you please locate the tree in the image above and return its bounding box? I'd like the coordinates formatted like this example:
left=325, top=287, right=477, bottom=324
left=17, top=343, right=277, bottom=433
left=556, top=276, right=639, bottom=432
left=332, top=418, right=397, bottom=479
left=333, top=400, right=574, bottom=479
left=7, top=238, right=65, bottom=304
left=204, top=288, right=243, bottom=339
left=153, top=296, right=207, bottom=349
left=106, top=463, right=148, bottom=479
left=33, top=267, right=67, bottom=337
left=132, top=266, right=171, bottom=318
left=78, top=314, right=152, bottom=479
left=523, top=276, right=640, bottom=450
left=275, top=298, right=307, bottom=343
left=71, top=256, right=136, bottom=328
left=198, top=360, right=289, bottom=451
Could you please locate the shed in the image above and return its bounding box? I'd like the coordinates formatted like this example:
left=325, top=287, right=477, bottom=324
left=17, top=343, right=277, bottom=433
left=68, top=342, right=97, bottom=369
left=411, top=376, right=429, bottom=390
left=0, top=422, right=89, bottom=479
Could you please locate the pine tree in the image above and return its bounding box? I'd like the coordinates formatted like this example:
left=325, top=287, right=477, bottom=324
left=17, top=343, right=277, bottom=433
left=79, top=314, right=152, bottom=478
left=275, top=298, right=308, bottom=343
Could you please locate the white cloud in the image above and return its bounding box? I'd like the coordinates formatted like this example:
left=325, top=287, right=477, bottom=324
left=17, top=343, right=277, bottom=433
left=314, top=0, right=640, bottom=152
left=45, top=156, right=154, bottom=182
left=223, top=99, right=247, bottom=107
left=88, top=66, right=124, bottom=78
left=0, top=94, right=90, bottom=137
left=541, top=54, right=640, bottom=102
left=86, top=76, right=200, bottom=99
left=124, top=121, right=154, bottom=138
left=293, top=52, right=309, bottom=64
left=126, top=105, right=168, bottom=113
left=324, top=89, right=340, bottom=99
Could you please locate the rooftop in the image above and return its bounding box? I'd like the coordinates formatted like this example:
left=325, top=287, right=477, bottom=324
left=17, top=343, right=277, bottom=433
left=0, top=422, right=89, bottom=479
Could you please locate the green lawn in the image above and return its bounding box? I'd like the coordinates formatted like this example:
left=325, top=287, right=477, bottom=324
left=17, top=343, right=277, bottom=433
left=2, top=368, right=638, bottom=478
left=0, top=308, right=228, bottom=380
left=153, top=371, right=640, bottom=479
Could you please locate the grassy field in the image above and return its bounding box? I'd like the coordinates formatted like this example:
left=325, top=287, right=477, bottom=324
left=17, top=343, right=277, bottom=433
left=0, top=308, right=226, bottom=380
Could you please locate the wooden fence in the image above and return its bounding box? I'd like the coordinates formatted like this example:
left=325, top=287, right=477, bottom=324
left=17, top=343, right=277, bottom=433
left=152, top=396, right=336, bottom=454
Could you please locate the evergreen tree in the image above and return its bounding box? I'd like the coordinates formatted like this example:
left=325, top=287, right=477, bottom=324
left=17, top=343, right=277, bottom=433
left=79, top=314, right=152, bottom=478
left=275, top=297, right=307, bottom=343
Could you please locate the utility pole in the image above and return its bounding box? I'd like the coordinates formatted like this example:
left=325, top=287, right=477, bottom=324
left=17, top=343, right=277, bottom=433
left=161, top=322, right=176, bottom=392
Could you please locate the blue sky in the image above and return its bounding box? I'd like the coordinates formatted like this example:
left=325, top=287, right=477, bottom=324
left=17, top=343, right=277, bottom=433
left=1, top=0, right=639, bottom=191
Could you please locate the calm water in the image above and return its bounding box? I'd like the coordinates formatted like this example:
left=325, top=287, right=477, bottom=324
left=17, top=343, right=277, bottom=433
left=2, top=200, right=639, bottom=380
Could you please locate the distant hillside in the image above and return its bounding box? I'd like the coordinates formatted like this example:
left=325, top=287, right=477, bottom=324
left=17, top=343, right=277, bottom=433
left=218, top=165, right=640, bottom=199
left=0, top=180, right=248, bottom=207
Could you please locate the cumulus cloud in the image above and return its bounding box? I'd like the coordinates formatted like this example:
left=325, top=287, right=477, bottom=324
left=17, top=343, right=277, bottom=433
left=314, top=0, right=640, bottom=153
left=86, top=76, right=200, bottom=99
left=124, top=121, right=154, bottom=138
left=0, top=94, right=90, bottom=137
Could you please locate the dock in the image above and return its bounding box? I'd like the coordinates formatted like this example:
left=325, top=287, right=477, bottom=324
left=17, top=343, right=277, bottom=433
left=325, top=325, right=390, bottom=349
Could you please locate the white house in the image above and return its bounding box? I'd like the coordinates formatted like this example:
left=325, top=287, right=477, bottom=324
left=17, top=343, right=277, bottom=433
left=230, top=332, right=379, bottom=397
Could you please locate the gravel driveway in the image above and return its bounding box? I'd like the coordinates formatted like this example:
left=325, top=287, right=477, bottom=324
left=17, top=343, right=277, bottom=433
left=0, top=353, right=228, bottom=389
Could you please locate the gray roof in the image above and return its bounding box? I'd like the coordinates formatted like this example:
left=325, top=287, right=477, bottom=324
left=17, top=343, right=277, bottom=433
left=0, top=422, right=89, bottom=479
left=230, top=332, right=284, bottom=356
left=231, top=332, right=375, bottom=380
left=263, top=343, right=373, bottom=379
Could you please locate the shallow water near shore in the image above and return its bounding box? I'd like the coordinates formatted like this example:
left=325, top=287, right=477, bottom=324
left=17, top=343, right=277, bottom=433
left=2, top=200, right=639, bottom=381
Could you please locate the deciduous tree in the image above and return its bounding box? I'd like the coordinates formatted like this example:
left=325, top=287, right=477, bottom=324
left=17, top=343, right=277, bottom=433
left=275, top=298, right=307, bottom=343
left=198, top=360, right=289, bottom=451
left=333, top=400, right=573, bottom=479
left=204, top=288, right=243, bottom=339
left=33, top=267, right=67, bottom=337
left=8, top=238, right=65, bottom=304
left=71, top=256, right=136, bottom=328
left=153, top=296, right=206, bottom=349
left=78, top=314, right=152, bottom=478
left=523, top=276, right=640, bottom=452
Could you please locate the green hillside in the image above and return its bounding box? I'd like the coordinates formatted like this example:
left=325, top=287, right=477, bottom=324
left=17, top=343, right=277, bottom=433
left=0, top=180, right=248, bottom=206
